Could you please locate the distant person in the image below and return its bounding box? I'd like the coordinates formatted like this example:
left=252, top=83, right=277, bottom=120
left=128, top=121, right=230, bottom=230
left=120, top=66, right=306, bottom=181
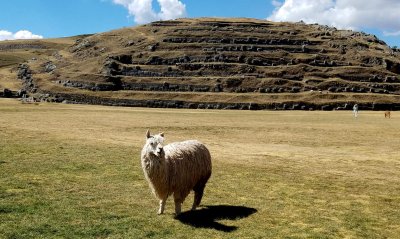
left=353, top=104, right=359, bottom=118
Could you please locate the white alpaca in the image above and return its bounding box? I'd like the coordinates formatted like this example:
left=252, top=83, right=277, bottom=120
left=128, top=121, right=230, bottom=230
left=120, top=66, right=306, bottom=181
left=141, top=130, right=212, bottom=215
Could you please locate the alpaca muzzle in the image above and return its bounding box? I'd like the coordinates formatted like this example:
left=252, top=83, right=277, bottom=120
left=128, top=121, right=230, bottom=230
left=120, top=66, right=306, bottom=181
left=156, top=146, right=164, bottom=156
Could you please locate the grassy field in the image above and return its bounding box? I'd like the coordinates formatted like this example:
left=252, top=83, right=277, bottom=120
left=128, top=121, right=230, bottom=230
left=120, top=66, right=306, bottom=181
left=1, top=98, right=400, bottom=238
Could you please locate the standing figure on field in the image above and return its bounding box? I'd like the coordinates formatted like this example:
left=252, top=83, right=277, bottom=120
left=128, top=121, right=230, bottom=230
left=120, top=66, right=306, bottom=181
left=353, top=104, right=359, bottom=118
left=140, top=130, right=212, bottom=215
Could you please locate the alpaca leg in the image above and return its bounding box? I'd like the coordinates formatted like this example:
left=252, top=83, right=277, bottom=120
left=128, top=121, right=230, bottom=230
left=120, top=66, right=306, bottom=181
left=192, top=186, right=205, bottom=210
left=158, top=199, right=166, bottom=215
left=174, top=197, right=182, bottom=215
left=192, top=175, right=210, bottom=210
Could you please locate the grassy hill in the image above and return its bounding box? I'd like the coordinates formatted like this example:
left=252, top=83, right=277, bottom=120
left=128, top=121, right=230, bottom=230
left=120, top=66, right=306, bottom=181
left=1, top=18, right=400, bottom=110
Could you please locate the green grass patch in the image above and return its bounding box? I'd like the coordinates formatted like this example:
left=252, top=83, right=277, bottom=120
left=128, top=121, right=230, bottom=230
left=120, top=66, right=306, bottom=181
left=1, top=100, right=400, bottom=238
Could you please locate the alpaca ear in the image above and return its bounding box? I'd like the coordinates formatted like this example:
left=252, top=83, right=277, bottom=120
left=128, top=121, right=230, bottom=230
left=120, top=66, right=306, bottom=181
left=160, top=132, right=164, bottom=137
left=146, top=130, right=151, bottom=139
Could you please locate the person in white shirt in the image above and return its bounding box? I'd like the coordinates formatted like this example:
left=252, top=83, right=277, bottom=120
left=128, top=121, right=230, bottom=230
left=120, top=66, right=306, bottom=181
left=353, top=104, right=359, bottom=118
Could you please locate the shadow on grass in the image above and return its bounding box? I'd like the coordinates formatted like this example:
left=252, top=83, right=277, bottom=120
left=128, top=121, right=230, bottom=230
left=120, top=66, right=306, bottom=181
left=175, top=205, right=257, bottom=232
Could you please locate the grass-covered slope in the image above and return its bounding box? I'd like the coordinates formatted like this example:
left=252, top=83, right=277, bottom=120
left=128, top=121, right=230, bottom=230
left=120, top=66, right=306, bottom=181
left=2, top=18, right=400, bottom=109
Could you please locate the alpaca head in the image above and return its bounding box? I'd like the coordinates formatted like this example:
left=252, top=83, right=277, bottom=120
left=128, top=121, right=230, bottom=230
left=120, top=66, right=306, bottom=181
left=144, top=130, right=165, bottom=158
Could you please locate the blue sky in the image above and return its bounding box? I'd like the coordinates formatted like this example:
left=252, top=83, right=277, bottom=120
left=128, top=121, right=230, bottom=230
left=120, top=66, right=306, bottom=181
left=0, top=0, right=399, bottom=47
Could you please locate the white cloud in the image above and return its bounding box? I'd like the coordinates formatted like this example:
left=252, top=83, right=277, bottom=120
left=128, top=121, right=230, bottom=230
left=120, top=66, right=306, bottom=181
left=0, top=30, right=13, bottom=41
left=271, top=0, right=282, bottom=7
left=268, top=0, right=400, bottom=33
left=0, top=30, right=43, bottom=41
left=113, top=0, right=186, bottom=24
left=384, top=30, right=400, bottom=37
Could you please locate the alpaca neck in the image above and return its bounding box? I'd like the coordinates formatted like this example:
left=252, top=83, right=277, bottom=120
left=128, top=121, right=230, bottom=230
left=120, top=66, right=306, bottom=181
left=142, top=154, right=170, bottom=198
left=143, top=154, right=167, bottom=181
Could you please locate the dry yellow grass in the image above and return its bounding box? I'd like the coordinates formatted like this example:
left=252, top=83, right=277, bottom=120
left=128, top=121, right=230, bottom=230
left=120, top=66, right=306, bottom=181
left=0, top=36, right=80, bottom=91
left=1, top=98, right=400, bottom=238
left=1, top=98, right=399, bottom=163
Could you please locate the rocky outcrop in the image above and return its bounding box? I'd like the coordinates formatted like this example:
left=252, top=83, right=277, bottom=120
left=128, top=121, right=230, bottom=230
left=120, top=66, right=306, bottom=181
left=36, top=91, right=400, bottom=111
left=17, top=64, right=37, bottom=93
left=0, top=44, right=46, bottom=50
left=44, top=61, right=56, bottom=73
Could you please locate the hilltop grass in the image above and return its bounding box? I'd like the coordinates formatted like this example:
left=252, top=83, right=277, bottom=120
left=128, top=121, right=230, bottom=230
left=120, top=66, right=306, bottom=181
left=1, top=98, right=400, bottom=238
left=0, top=37, right=78, bottom=91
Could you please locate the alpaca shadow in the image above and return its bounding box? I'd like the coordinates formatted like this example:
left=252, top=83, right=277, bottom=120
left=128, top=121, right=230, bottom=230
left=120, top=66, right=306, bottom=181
left=175, top=205, right=257, bottom=232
